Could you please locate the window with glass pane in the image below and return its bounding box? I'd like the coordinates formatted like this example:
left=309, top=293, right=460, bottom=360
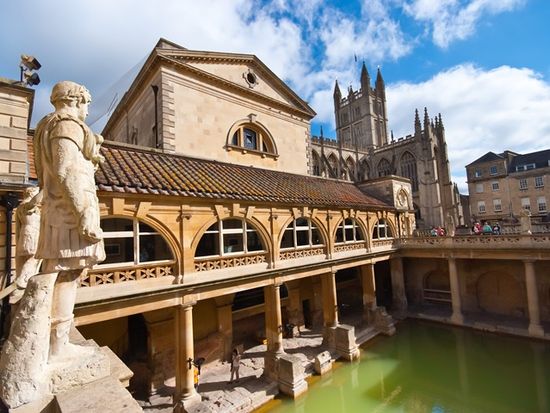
left=281, top=218, right=324, bottom=249
left=535, top=176, right=544, bottom=188
left=101, top=218, right=174, bottom=266
left=195, top=219, right=265, bottom=258
left=372, top=219, right=392, bottom=239
left=243, top=128, right=257, bottom=150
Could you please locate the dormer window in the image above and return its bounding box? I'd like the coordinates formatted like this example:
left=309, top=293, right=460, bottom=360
left=227, top=118, right=278, bottom=158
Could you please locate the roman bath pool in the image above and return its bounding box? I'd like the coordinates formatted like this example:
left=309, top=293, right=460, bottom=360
left=260, top=320, right=550, bottom=413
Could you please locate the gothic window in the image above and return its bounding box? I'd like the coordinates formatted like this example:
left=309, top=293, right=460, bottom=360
left=228, top=122, right=277, bottom=157
left=372, top=219, right=393, bottom=239
left=195, top=219, right=265, bottom=258
left=400, top=152, right=418, bottom=191
left=346, top=157, right=356, bottom=181
left=335, top=218, right=365, bottom=244
left=377, top=158, right=391, bottom=177
left=100, top=218, right=174, bottom=267
left=280, top=218, right=324, bottom=250
left=312, top=151, right=321, bottom=176
left=328, top=153, right=339, bottom=178
left=360, top=159, right=370, bottom=180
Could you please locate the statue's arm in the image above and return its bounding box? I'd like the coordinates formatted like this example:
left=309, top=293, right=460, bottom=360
left=50, top=132, right=102, bottom=243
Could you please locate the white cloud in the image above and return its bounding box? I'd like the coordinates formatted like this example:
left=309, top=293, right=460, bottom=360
left=387, top=64, right=550, bottom=192
left=404, top=0, right=525, bottom=47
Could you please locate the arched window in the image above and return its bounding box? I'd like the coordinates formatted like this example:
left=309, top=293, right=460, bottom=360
left=360, top=159, right=370, bottom=181
left=195, top=219, right=265, bottom=258
left=228, top=122, right=277, bottom=156
left=400, top=151, right=418, bottom=191
left=312, top=151, right=321, bottom=176
left=100, top=218, right=174, bottom=267
left=377, top=158, right=392, bottom=177
left=327, top=153, right=338, bottom=178
left=335, top=218, right=365, bottom=244
left=346, top=157, right=356, bottom=181
left=281, top=218, right=323, bottom=250
left=372, top=219, right=393, bottom=239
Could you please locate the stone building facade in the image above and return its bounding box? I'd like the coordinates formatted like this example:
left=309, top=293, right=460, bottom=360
left=309, top=64, right=464, bottom=230
left=0, top=39, right=548, bottom=412
left=466, top=149, right=550, bottom=224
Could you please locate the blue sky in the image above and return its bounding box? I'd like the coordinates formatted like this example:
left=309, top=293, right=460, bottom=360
left=1, top=0, right=550, bottom=192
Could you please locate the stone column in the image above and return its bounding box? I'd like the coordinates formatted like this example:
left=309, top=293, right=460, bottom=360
left=390, top=257, right=407, bottom=313
left=448, top=258, right=464, bottom=325
left=360, top=264, right=376, bottom=322
left=524, top=260, right=544, bottom=337
left=264, top=283, right=284, bottom=380
left=217, top=303, right=233, bottom=362
left=321, top=271, right=338, bottom=346
left=175, top=303, right=200, bottom=412
left=286, top=282, right=304, bottom=334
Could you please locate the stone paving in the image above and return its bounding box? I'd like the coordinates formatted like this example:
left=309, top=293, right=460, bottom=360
left=137, top=316, right=378, bottom=413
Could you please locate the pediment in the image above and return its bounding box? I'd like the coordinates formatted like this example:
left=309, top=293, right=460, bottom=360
left=157, top=48, right=315, bottom=118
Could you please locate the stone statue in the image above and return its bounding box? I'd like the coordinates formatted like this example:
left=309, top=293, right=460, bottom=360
left=10, top=187, right=42, bottom=304
left=445, top=212, right=456, bottom=237
left=520, top=209, right=532, bottom=234
left=0, top=81, right=106, bottom=408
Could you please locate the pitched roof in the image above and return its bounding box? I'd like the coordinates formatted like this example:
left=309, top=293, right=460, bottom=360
left=96, top=142, right=390, bottom=210
left=466, top=151, right=503, bottom=167
left=508, top=149, right=550, bottom=172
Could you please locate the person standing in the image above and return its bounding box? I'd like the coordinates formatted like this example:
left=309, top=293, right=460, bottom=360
left=229, top=348, right=241, bottom=383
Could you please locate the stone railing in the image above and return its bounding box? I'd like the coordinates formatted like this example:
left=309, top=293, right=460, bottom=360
left=194, top=252, right=267, bottom=272
left=80, top=262, right=176, bottom=287
left=372, top=238, right=396, bottom=249
left=398, top=234, right=550, bottom=250
left=279, top=247, right=325, bottom=261
left=334, top=242, right=367, bottom=253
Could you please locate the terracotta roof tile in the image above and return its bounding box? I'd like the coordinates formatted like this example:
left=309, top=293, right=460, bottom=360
left=96, top=143, right=390, bottom=210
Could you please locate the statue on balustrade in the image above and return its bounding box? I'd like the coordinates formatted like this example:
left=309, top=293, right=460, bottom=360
left=0, top=81, right=106, bottom=408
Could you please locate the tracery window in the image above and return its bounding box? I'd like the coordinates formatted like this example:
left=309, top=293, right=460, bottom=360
left=195, top=219, right=265, bottom=258
left=346, top=157, right=356, bottom=181
left=312, top=151, right=321, bottom=176
left=228, top=123, right=276, bottom=156
left=360, top=159, right=369, bottom=180
left=280, top=218, right=323, bottom=249
left=335, top=218, right=365, bottom=244
left=400, top=152, right=418, bottom=191
left=372, top=218, right=393, bottom=239
left=100, top=218, right=174, bottom=267
left=327, top=154, right=339, bottom=178
left=377, top=158, right=391, bottom=177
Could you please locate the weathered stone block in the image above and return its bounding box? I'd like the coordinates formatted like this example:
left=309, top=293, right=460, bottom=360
left=335, top=324, right=360, bottom=361
left=277, top=354, right=307, bottom=399
left=313, top=351, right=332, bottom=375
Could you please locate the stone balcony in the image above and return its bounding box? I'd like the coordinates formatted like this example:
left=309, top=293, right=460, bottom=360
left=397, top=234, right=550, bottom=260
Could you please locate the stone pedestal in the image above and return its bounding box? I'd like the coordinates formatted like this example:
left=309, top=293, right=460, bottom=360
left=277, top=354, right=308, bottom=399
left=314, top=351, right=333, bottom=375
left=335, top=324, right=360, bottom=361
left=323, top=325, right=337, bottom=351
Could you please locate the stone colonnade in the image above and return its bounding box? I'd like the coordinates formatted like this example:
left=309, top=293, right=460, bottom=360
left=171, top=264, right=382, bottom=410
left=389, top=256, right=546, bottom=338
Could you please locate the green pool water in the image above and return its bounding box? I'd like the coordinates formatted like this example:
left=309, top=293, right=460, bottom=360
left=263, top=320, right=550, bottom=413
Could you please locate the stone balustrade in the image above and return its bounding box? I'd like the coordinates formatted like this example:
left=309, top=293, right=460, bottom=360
left=81, top=262, right=176, bottom=287
left=398, top=234, right=550, bottom=250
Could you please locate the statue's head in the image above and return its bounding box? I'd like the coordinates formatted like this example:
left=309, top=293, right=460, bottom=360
left=50, top=81, right=92, bottom=121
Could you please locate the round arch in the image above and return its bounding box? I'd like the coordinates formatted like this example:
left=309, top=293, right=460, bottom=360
left=476, top=271, right=526, bottom=317
left=99, top=214, right=180, bottom=268
left=191, top=216, right=272, bottom=260
left=225, top=118, right=278, bottom=156
left=370, top=216, right=396, bottom=239
left=277, top=215, right=328, bottom=250
left=331, top=216, right=368, bottom=244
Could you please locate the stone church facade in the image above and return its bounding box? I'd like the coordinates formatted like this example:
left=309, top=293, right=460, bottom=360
left=309, top=64, right=464, bottom=230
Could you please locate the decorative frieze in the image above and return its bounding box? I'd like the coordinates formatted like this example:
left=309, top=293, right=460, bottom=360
left=333, top=243, right=366, bottom=253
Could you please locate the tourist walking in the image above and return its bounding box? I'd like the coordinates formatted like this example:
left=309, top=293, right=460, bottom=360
left=229, top=348, right=241, bottom=383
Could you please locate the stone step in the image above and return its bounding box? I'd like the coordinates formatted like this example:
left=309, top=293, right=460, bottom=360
left=55, top=376, right=142, bottom=413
